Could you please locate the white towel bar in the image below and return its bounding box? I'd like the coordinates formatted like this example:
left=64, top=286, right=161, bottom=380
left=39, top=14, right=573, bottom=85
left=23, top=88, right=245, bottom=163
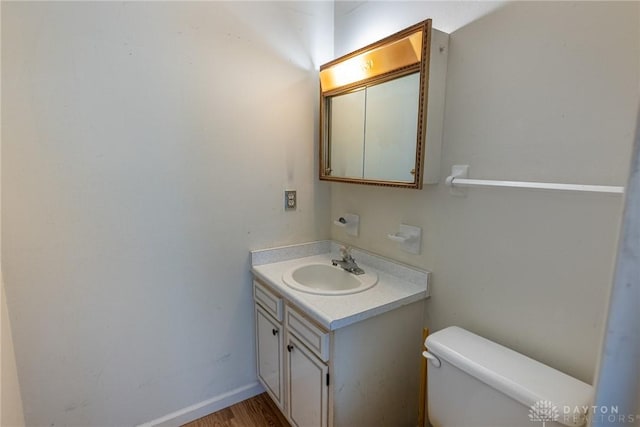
left=445, top=165, right=624, bottom=194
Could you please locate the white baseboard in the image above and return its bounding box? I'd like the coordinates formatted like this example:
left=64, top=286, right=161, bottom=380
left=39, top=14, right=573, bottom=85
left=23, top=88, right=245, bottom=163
left=139, top=382, right=265, bottom=427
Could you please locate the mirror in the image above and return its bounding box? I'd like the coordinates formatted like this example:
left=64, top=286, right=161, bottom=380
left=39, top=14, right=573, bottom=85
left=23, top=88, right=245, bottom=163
left=319, top=20, right=447, bottom=189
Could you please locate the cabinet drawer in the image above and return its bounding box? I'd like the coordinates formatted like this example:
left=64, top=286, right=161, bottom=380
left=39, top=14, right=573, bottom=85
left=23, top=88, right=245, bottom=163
left=286, top=306, right=330, bottom=362
left=254, top=280, right=283, bottom=322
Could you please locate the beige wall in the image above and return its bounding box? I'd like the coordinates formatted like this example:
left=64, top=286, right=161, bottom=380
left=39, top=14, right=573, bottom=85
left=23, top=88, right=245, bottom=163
left=3, top=1, right=638, bottom=424
left=1, top=280, right=25, bottom=427
left=1, top=2, right=332, bottom=425
left=331, top=1, right=639, bottom=383
left=1, top=3, right=26, bottom=421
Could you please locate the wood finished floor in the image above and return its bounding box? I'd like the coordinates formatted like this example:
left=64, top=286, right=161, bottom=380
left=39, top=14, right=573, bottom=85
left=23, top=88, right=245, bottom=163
left=182, top=393, right=290, bottom=427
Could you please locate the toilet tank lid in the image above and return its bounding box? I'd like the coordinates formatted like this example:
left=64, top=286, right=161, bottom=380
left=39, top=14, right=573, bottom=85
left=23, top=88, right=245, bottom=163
left=426, top=326, right=593, bottom=427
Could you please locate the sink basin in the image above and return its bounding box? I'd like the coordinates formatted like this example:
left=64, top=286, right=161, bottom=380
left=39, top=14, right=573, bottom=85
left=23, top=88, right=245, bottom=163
left=282, top=263, right=378, bottom=295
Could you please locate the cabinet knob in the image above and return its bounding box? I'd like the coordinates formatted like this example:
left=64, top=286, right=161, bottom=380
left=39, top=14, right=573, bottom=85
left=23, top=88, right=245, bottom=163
left=272, top=328, right=278, bottom=336
left=287, top=344, right=294, bottom=352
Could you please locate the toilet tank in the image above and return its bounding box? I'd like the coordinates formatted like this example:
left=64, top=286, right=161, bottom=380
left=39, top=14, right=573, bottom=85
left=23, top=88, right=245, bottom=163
left=425, top=327, right=593, bottom=427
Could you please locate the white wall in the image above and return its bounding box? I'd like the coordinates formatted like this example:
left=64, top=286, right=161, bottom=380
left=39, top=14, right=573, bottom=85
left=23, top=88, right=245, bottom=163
left=1, top=2, right=332, bottom=425
left=331, top=1, right=639, bottom=383
left=333, top=1, right=507, bottom=55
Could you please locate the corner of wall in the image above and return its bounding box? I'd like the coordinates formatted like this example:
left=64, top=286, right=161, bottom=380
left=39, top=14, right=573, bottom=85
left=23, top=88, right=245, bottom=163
left=2, top=4, right=26, bottom=419
left=1, top=277, right=26, bottom=427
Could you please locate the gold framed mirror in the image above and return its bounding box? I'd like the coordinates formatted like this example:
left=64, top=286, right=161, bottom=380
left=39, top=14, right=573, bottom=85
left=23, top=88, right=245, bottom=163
left=319, top=20, right=433, bottom=189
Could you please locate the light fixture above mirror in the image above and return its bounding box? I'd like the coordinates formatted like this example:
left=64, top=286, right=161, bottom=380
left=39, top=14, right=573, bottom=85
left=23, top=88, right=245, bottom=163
left=319, top=20, right=448, bottom=189
left=319, top=29, right=424, bottom=93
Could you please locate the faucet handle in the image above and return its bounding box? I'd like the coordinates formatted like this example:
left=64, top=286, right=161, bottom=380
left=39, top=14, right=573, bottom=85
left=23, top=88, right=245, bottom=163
left=340, top=246, right=352, bottom=258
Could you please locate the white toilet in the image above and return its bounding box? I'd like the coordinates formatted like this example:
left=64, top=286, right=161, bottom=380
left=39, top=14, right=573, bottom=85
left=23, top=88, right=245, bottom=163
left=424, top=326, right=593, bottom=427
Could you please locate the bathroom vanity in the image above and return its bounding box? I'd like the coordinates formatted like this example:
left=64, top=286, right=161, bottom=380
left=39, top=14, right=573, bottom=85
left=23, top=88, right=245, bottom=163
left=251, top=241, right=429, bottom=427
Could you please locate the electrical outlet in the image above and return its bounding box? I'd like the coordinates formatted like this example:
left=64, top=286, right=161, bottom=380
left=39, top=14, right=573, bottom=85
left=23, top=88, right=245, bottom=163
left=285, top=190, right=296, bottom=211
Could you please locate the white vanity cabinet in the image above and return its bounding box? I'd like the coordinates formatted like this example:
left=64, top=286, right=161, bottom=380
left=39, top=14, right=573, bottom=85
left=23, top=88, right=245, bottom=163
left=255, top=306, right=284, bottom=409
left=254, top=279, right=330, bottom=426
left=285, top=305, right=330, bottom=427
left=253, top=278, right=424, bottom=427
left=287, top=333, right=329, bottom=427
left=254, top=280, right=285, bottom=410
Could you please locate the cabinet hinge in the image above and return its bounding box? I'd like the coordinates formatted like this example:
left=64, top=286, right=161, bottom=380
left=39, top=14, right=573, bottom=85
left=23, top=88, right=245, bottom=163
left=326, top=373, right=330, bottom=386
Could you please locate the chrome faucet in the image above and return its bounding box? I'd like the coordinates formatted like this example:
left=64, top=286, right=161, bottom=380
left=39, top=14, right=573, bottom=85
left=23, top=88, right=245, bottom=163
left=332, top=246, right=365, bottom=275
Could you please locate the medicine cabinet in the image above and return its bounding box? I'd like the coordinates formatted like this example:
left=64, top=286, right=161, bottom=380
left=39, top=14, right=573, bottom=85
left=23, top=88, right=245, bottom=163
left=319, top=20, right=448, bottom=189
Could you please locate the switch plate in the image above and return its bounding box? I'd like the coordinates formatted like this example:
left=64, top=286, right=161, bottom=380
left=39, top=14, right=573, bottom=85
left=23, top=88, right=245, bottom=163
left=285, top=190, right=296, bottom=211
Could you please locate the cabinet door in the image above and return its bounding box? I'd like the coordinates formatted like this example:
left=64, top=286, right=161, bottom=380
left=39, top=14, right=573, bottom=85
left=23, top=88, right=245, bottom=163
left=256, top=306, right=284, bottom=408
left=286, top=335, right=329, bottom=427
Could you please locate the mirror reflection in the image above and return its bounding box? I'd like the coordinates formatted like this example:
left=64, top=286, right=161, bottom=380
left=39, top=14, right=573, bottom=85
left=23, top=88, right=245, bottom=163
left=363, top=73, right=420, bottom=182
left=328, top=73, right=420, bottom=182
left=329, top=89, right=365, bottom=179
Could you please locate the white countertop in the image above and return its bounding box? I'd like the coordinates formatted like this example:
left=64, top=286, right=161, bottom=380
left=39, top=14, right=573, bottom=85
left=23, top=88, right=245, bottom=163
left=251, top=241, right=429, bottom=331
